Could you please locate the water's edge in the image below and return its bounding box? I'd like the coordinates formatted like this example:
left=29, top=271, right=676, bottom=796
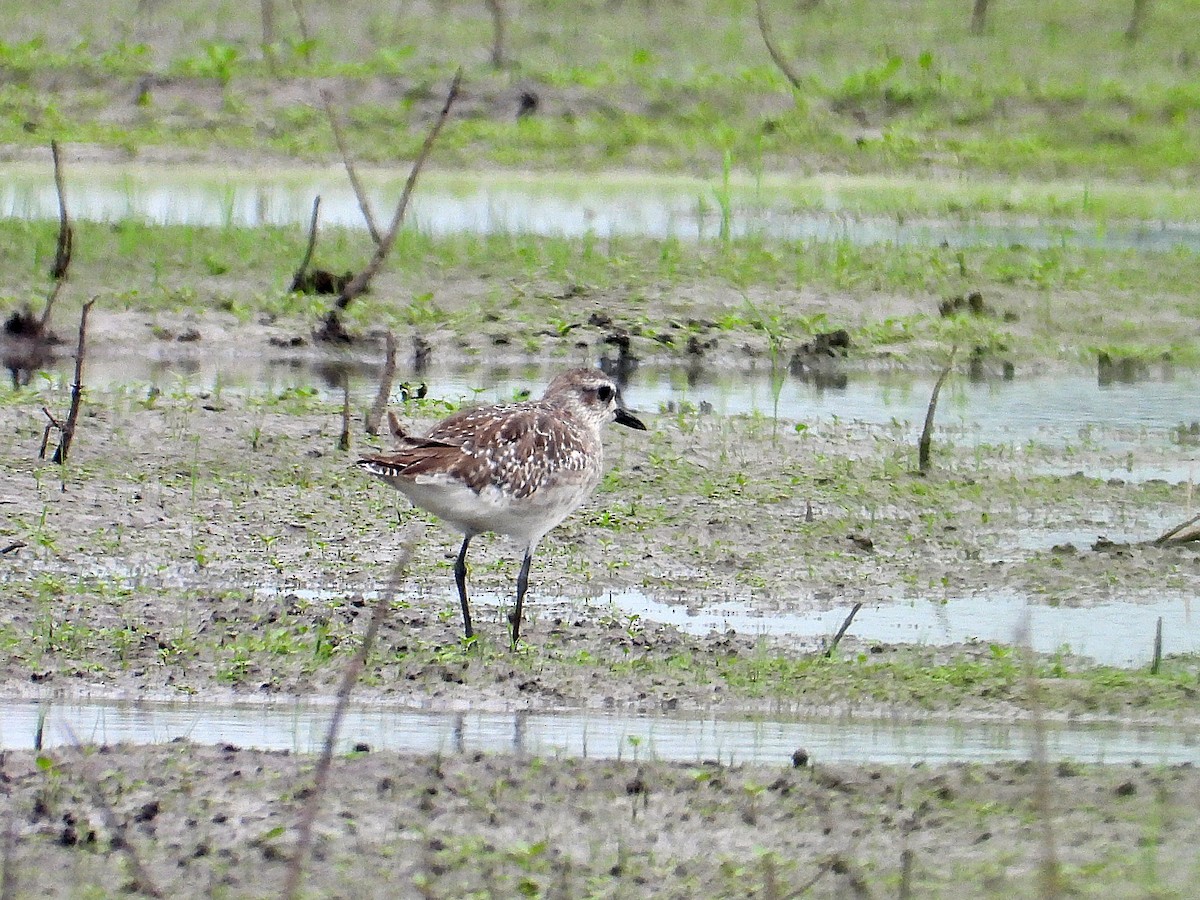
left=2, top=701, right=1195, bottom=766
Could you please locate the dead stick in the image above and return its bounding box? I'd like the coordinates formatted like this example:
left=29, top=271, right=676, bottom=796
left=59, top=726, right=166, bottom=899
left=1153, top=511, right=1200, bottom=545
left=0, top=542, right=26, bottom=556
left=290, top=196, right=322, bottom=292
left=41, top=140, right=74, bottom=328
left=1151, top=616, right=1163, bottom=675
left=320, top=87, right=382, bottom=244
left=335, top=67, right=463, bottom=311
left=365, top=330, right=398, bottom=435
left=754, top=0, right=804, bottom=91
left=52, top=298, right=96, bottom=465
left=288, top=0, right=382, bottom=242
left=825, top=601, right=863, bottom=658
left=485, top=0, right=506, bottom=69
left=0, top=812, right=15, bottom=900
left=49, top=140, right=73, bottom=281
left=918, top=346, right=957, bottom=474
left=281, top=541, right=417, bottom=900
left=39, top=406, right=64, bottom=460
left=338, top=371, right=352, bottom=452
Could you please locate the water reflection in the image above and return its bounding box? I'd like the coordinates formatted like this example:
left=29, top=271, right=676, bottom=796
left=3, top=167, right=1200, bottom=251
left=42, top=349, right=1200, bottom=458
left=2, top=700, right=1195, bottom=764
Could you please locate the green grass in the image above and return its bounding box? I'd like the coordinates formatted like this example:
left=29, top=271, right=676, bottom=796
left=4, top=215, right=1200, bottom=366
left=1, top=0, right=1199, bottom=178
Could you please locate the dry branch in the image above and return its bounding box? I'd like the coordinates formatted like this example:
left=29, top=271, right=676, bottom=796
left=365, top=330, right=398, bottom=435
left=40, top=140, right=74, bottom=329
left=917, top=347, right=957, bottom=474
left=289, top=0, right=382, bottom=242
left=290, top=196, right=322, bottom=291
left=824, top=602, right=863, bottom=657
left=1153, top=512, right=1200, bottom=545
left=338, top=371, right=352, bottom=452
left=281, top=541, right=417, bottom=900
left=754, top=0, right=805, bottom=91
left=970, top=0, right=990, bottom=34
left=1125, top=0, right=1151, bottom=42
left=40, top=299, right=95, bottom=465
left=485, top=0, right=507, bottom=69
left=316, top=67, right=462, bottom=342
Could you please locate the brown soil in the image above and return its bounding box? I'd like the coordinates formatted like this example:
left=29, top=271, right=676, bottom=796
left=4, top=742, right=1198, bottom=898
left=2, top=311, right=1199, bottom=897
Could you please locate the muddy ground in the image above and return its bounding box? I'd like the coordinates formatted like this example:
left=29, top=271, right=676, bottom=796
left=2, top=310, right=1200, bottom=896
left=4, top=741, right=1199, bottom=898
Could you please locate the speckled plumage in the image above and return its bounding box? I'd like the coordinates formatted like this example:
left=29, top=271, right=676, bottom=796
left=358, top=368, right=646, bottom=643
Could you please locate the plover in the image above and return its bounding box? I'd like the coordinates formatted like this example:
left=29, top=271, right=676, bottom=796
left=357, top=367, right=646, bottom=644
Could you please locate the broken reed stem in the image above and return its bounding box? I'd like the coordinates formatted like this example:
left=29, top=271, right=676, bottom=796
left=290, top=0, right=380, bottom=242
left=289, top=196, right=321, bottom=292
left=824, top=602, right=863, bottom=658
left=365, top=330, right=398, bottom=435
left=898, top=846, right=914, bottom=899
left=485, top=0, right=506, bottom=68
left=40, top=299, right=95, bottom=465
left=0, top=812, right=15, bottom=900
left=321, top=86, right=382, bottom=244
left=1152, top=511, right=1200, bottom=545
left=41, top=140, right=74, bottom=328
left=335, top=67, right=463, bottom=311
left=338, top=371, right=352, bottom=452
left=969, top=0, right=990, bottom=34
left=60, top=724, right=166, bottom=899
left=754, top=0, right=804, bottom=91
left=281, top=541, right=417, bottom=900
left=918, top=346, right=957, bottom=474
left=1020, top=634, right=1063, bottom=898
left=1151, top=616, right=1163, bottom=675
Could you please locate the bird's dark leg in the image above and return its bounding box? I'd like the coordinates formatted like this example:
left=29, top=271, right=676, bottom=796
left=508, top=549, right=533, bottom=648
left=454, top=536, right=474, bottom=639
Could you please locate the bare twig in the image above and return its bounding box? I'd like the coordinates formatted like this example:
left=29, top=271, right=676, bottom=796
left=485, top=0, right=507, bottom=69
left=338, top=371, right=352, bottom=452
left=333, top=68, right=463, bottom=312
left=0, top=810, right=15, bottom=900
left=1153, top=511, right=1200, bottom=545
left=917, top=346, right=957, bottom=474
left=365, top=330, right=398, bottom=435
left=42, top=299, right=95, bottom=465
left=1151, top=616, right=1163, bottom=675
left=290, top=196, right=322, bottom=292
left=1125, top=0, right=1151, bottom=43
left=59, top=726, right=166, bottom=898
left=260, top=0, right=279, bottom=76
left=0, top=541, right=27, bottom=556
left=970, top=0, right=990, bottom=34
left=321, top=87, right=383, bottom=244
left=40, top=141, right=74, bottom=328
left=49, top=141, right=73, bottom=282
left=282, top=541, right=417, bottom=900
left=754, top=0, right=804, bottom=91
left=289, top=0, right=382, bottom=242
left=824, top=602, right=863, bottom=658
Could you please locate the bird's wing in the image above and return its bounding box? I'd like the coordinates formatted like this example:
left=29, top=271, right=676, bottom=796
left=360, top=403, right=592, bottom=498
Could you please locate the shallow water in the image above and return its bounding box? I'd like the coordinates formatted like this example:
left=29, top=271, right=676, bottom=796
left=610, top=590, right=1199, bottom=668
left=47, top=351, right=1200, bottom=481
left=3, top=166, right=1199, bottom=251
left=2, top=700, right=1195, bottom=764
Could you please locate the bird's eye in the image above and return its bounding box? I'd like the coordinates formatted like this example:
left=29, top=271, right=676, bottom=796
left=597, top=384, right=614, bottom=403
